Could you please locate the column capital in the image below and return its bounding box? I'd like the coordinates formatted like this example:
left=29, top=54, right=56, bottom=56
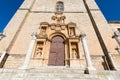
left=31, top=33, right=37, bottom=39
left=80, top=33, right=86, bottom=38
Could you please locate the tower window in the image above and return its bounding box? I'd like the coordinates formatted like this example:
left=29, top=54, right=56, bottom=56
left=56, top=1, right=64, bottom=12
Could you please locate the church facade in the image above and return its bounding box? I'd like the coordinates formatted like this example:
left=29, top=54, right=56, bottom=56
left=0, top=0, right=120, bottom=79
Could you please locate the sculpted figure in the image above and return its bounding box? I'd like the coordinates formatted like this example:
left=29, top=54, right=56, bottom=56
left=72, top=48, right=78, bottom=59
left=36, top=48, right=42, bottom=58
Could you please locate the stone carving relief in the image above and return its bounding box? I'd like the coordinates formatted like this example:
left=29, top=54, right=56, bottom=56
left=51, top=13, right=66, bottom=24
left=68, top=22, right=76, bottom=37
left=34, top=42, right=44, bottom=58
left=34, top=12, right=80, bottom=63
left=50, top=13, right=66, bottom=31
left=71, top=43, right=79, bottom=59
left=37, top=22, right=49, bottom=38
left=69, top=28, right=75, bottom=37
left=72, top=48, right=78, bottom=58
left=35, top=47, right=42, bottom=58
left=41, top=27, right=46, bottom=36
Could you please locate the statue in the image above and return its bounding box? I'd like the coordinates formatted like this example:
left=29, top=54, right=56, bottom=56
left=35, top=48, right=42, bottom=58
left=72, top=48, right=78, bottom=59
left=69, top=29, right=74, bottom=37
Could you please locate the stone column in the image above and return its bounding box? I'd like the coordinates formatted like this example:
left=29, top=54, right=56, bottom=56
left=19, top=34, right=37, bottom=69
left=0, top=50, right=7, bottom=63
left=65, top=42, right=69, bottom=68
left=80, top=33, right=95, bottom=73
left=108, top=52, right=117, bottom=70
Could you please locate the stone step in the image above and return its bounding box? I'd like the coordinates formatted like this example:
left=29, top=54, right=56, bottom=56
left=0, top=72, right=102, bottom=80
left=24, top=68, right=85, bottom=74
left=10, top=78, right=100, bottom=80
left=0, top=68, right=85, bottom=74
left=0, top=68, right=119, bottom=80
left=1, top=74, right=101, bottom=80
left=22, top=73, right=88, bottom=78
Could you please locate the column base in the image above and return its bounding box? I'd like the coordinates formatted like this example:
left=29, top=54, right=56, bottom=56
left=65, top=64, right=70, bottom=68
left=84, top=67, right=96, bottom=74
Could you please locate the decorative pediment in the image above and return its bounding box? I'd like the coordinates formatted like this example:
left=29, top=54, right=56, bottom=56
left=40, top=22, right=49, bottom=25
left=40, top=22, right=49, bottom=28
left=68, top=22, right=76, bottom=28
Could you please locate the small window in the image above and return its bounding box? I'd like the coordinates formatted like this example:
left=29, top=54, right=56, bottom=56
left=56, top=1, right=64, bottom=12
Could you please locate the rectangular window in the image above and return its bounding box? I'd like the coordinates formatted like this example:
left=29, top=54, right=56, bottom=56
left=56, top=1, right=64, bottom=12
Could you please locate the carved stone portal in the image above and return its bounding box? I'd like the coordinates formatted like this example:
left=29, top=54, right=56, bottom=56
left=33, top=12, right=80, bottom=67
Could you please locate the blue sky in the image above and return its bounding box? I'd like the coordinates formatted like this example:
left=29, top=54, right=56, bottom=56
left=0, top=0, right=120, bottom=32
left=0, top=0, right=23, bottom=32
left=95, top=0, right=120, bottom=21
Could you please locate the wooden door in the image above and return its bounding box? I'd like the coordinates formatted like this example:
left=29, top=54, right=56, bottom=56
left=48, top=36, right=65, bottom=66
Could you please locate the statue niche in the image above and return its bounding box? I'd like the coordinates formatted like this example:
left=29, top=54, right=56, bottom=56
left=38, top=22, right=49, bottom=38
left=34, top=42, right=44, bottom=58
left=36, top=47, right=42, bottom=57
left=71, top=42, right=79, bottom=59
left=68, top=22, right=76, bottom=37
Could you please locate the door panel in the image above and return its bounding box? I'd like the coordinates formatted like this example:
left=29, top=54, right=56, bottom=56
left=48, top=36, right=65, bottom=66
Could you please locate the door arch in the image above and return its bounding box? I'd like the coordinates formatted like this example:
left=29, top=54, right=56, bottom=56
left=48, top=36, right=65, bottom=66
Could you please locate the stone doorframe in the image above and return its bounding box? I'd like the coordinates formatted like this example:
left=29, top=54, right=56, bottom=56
left=48, top=33, right=70, bottom=67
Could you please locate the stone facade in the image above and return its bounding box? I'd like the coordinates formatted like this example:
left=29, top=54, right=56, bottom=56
left=0, top=0, right=120, bottom=79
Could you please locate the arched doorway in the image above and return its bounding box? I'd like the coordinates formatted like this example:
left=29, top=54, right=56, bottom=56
left=48, top=36, right=65, bottom=66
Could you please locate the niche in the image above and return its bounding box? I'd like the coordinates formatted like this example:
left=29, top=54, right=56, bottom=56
left=69, top=28, right=75, bottom=37
left=68, top=22, right=76, bottom=37
left=34, top=41, right=44, bottom=58
left=39, top=22, right=49, bottom=37
left=71, top=42, right=79, bottom=59
left=40, top=27, right=47, bottom=37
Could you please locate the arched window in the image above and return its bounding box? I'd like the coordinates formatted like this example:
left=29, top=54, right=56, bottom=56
left=56, top=1, right=64, bottom=12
